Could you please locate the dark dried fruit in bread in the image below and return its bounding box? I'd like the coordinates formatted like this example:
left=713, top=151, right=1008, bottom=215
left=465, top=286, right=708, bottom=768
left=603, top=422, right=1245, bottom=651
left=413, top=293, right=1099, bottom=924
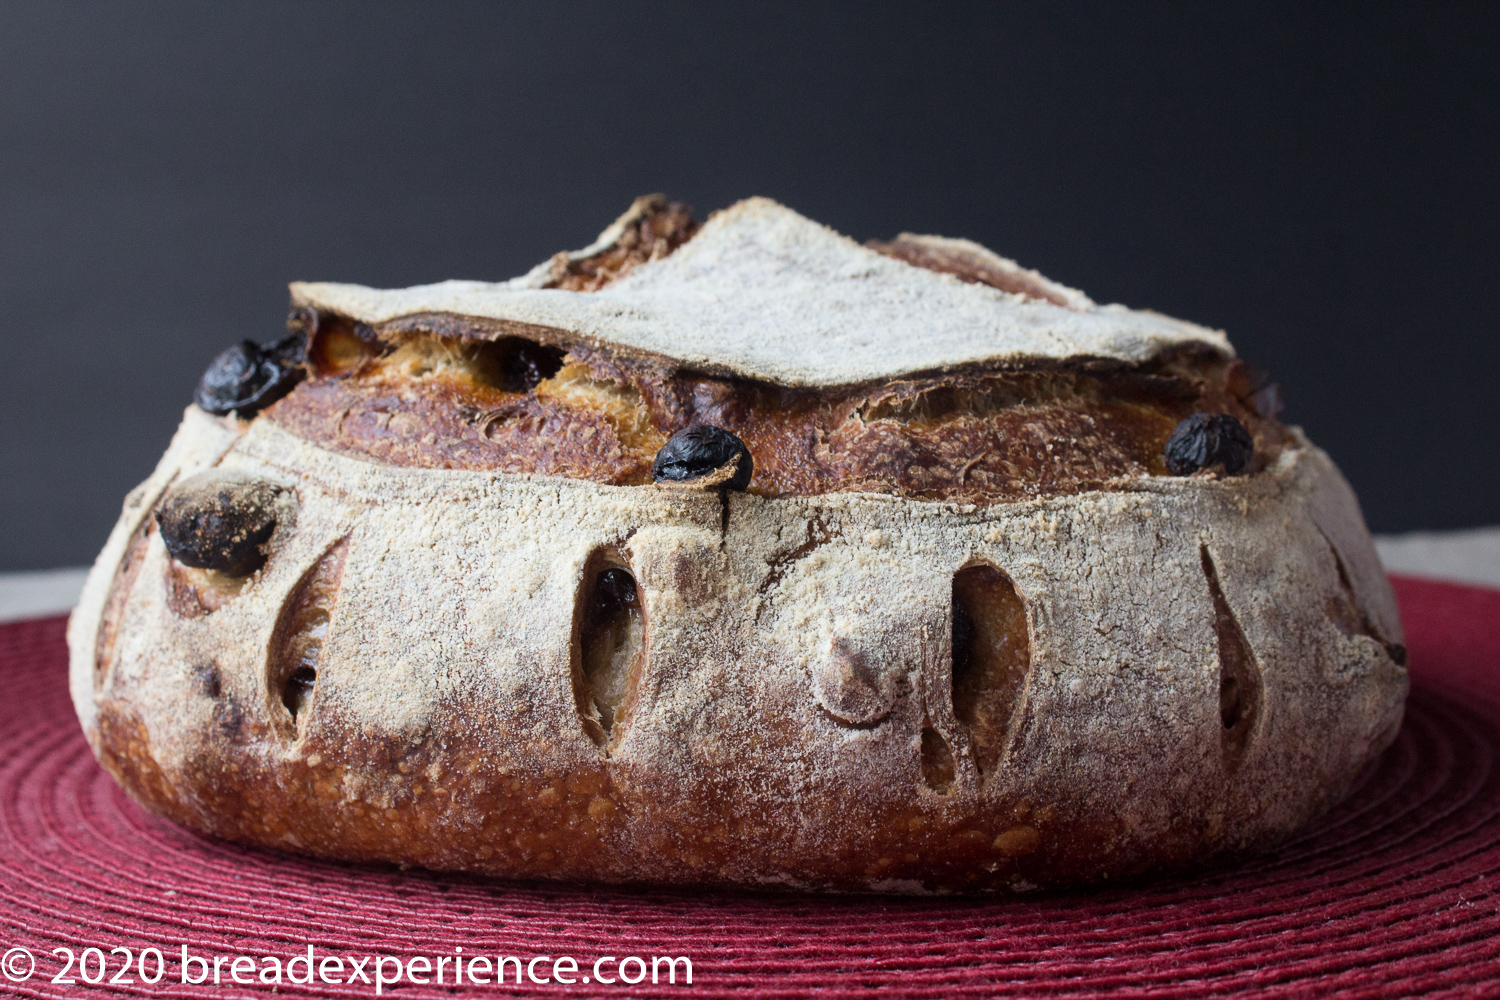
left=651, top=425, right=754, bottom=490
left=195, top=335, right=306, bottom=417
left=156, top=473, right=279, bottom=576
left=1164, top=413, right=1254, bottom=476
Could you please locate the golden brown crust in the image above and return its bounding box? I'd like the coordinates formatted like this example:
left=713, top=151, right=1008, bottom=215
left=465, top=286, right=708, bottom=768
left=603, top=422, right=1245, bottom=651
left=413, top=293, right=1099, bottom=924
left=543, top=195, right=700, bottom=292
left=90, top=688, right=1166, bottom=891
left=163, top=563, right=247, bottom=618
left=267, top=319, right=1289, bottom=503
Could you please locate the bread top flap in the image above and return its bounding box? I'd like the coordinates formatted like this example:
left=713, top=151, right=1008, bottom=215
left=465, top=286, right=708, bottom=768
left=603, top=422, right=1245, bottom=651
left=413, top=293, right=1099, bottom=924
left=290, top=196, right=1232, bottom=390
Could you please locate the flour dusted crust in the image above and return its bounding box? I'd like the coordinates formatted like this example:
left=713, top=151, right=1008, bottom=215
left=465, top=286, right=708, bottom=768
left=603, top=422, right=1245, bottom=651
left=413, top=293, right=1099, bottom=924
left=290, top=197, right=1228, bottom=387
left=68, top=197, right=1406, bottom=892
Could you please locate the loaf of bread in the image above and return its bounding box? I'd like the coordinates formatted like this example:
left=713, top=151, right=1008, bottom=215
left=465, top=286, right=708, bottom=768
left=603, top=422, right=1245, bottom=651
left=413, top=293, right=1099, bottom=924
left=68, top=196, right=1407, bottom=892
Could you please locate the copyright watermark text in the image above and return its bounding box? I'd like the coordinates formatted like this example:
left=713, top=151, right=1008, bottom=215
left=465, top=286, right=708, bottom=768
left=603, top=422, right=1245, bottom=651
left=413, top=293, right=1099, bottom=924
left=1, top=943, right=691, bottom=992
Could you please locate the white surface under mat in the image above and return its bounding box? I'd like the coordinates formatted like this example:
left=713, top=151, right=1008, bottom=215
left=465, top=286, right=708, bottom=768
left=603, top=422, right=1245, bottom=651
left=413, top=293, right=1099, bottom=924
left=1375, top=526, right=1500, bottom=589
left=0, top=567, right=91, bottom=624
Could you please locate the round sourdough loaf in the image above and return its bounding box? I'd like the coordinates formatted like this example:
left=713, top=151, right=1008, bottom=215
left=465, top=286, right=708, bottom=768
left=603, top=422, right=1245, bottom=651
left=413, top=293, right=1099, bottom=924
left=69, top=196, right=1406, bottom=892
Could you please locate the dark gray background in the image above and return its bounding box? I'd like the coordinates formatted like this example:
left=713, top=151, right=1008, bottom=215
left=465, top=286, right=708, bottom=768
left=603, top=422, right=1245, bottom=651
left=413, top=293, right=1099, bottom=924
left=2, top=2, right=1496, bottom=571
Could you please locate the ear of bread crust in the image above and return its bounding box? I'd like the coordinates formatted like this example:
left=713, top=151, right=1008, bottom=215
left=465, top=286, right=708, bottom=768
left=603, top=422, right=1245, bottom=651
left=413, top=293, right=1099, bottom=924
left=866, top=232, right=1095, bottom=310
left=289, top=197, right=1231, bottom=388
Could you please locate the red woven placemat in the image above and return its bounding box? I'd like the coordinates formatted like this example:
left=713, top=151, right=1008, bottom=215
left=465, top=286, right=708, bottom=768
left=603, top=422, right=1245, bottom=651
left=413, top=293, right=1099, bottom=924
left=2, top=576, right=1498, bottom=998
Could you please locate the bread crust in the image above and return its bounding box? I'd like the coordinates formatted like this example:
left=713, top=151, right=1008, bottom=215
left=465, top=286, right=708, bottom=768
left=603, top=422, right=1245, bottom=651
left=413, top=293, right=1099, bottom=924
left=289, top=198, right=1231, bottom=388
left=67, top=196, right=1404, bottom=892
left=69, top=409, right=1405, bottom=892
left=268, top=328, right=1289, bottom=503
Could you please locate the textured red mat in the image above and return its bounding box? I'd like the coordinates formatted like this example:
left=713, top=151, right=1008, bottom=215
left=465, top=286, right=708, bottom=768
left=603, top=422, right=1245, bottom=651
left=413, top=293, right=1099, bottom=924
left=1, top=576, right=1498, bottom=998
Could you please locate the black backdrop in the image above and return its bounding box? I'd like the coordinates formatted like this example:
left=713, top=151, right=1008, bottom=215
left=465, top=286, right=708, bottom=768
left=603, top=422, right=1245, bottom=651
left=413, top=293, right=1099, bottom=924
left=2, top=2, right=1496, bottom=571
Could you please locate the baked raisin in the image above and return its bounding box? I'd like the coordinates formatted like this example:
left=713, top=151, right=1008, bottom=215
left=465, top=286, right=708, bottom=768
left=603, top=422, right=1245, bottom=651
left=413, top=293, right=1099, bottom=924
left=1164, top=413, right=1254, bottom=476
left=498, top=339, right=566, bottom=392
left=157, top=473, right=279, bottom=576
left=651, top=425, right=754, bottom=490
left=592, top=567, right=639, bottom=620
left=194, top=333, right=306, bottom=417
